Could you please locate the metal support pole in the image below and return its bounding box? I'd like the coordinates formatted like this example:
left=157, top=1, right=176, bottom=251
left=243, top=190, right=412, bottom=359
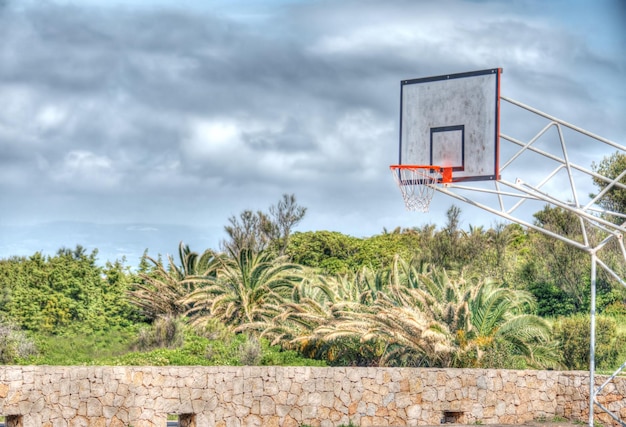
left=589, top=252, right=597, bottom=427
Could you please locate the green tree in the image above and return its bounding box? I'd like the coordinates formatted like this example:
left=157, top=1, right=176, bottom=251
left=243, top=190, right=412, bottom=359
left=221, top=194, right=307, bottom=256
left=352, top=231, right=422, bottom=271
left=432, top=205, right=463, bottom=269
left=553, top=315, right=625, bottom=370
left=256, top=254, right=560, bottom=369
left=102, top=259, right=143, bottom=327
left=482, top=222, right=524, bottom=284
left=135, top=315, right=187, bottom=350
left=0, top=246, right=138, bottom=335
left=591, top=151, right=626, bottom=221
left=379, top=259, right=557, bottom=369
left=287, top=259, right=459, bottom=368
left=261, top=273, right=384, bottom=366
left=526, top=281, right=576, bottom=317
left=286, top=231, right=361, bottom=274
left=527, top=206, right=590, bottom=313
left=267, top=193, right=307, bottom=255
left=348, top=262, right=452, bottom=367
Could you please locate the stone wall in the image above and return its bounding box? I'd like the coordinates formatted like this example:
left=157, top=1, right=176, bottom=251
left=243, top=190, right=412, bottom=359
left=0, top=366, right=624, bottom=427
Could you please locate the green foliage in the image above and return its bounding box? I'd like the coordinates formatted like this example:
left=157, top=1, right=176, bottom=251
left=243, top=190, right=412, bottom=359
left=350, top=232, right=421, bottom=271
left=129, top=242, right=217, bottom=321
left=203, top=333, right=248, bottom=365
left=460, top=279, right=559, bottom=369
left=553, top=315, right=626, bottom=370
left=186, top=249, right=302, bottom=328
left=0, top=246, right=140, bottom=335
left=109, top=348, right=203, bottom=366
left=2, top=196, right=625, bottom=370
left=603, top=300, right=626, bottom=317
left=238, top=335, right=262, bottom=365
left=590, top=278, right=626, bottom=315
left=263, top=256, right=557, bottom=370
left=107, top=330, right=325, bottom=367
left=431, top=205, right=464, bottom=270
left=468, top=339, right=527, bottom=370
left=24, top=327, right=138, bottom=365
left=0, top=320, right=37, bottom=363
left=286, top=211, right=528, bottom=284
left=259, top=342, right=326, bottom=367
left=527, top=281, right=576, bottom=317
left=591, top=151, right=626, bottom=220
left=527, top=206, right=590, bottom=313
left=286, top=231, right=361, bottom=274
left=135, top=316, right=186, bottom=351
left=287, top=228, right=430, bottom=275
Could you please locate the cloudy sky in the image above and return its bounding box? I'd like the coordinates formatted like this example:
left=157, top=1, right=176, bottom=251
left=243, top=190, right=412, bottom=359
left=1, top=0, right=624, bottom=265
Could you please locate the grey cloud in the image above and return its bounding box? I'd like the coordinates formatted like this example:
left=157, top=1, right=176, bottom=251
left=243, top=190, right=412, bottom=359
left=0, top=0, right=623, bottom=262
left=244, top=117, right=317, bottom=153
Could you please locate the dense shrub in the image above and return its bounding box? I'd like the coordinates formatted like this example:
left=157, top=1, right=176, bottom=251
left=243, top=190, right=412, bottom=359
left=553, top=315, right=626, bottom=370
left=135, top=316, right=186, bottom=350
left=0, top=320, right=37, bottom=363
left=0, top=248, right=139, bottom=335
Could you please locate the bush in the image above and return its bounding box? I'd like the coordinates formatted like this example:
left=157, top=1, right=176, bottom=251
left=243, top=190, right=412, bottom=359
left=238, top=336, right=262, bottom=366
left=0, top=321, right=37, bottom=363
left=553, top=315, right=625, bottom=370
left=527, top=281, right=576, bottom=317
left=135, top=316, right=185, bottom=350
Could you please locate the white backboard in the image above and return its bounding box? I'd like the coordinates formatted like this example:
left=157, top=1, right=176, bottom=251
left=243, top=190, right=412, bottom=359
left=399, top=68, right=501, bottom=182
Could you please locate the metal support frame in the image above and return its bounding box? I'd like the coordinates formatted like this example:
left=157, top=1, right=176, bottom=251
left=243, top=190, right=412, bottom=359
left=431, top=96, right=626, bottom=426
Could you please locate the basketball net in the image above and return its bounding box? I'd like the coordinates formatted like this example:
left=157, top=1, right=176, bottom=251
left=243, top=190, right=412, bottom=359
left=390, top=166, right=446, bottom=213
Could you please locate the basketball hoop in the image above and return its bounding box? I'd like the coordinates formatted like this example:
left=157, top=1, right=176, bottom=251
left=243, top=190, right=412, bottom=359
left=390, top=165, right=452, bottom=212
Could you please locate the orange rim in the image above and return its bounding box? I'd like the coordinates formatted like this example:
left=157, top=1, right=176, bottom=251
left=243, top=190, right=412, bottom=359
left=389, top=165, right=453, bottom=183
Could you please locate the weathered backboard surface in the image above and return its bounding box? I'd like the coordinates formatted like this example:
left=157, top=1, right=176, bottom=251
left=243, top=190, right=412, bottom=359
left=399, top=68, right=501, bottom=182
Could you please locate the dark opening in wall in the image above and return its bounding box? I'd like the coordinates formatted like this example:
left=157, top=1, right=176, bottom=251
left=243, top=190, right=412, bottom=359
left=5, top=415, right=24, bottom=427
left=441, top=411, right=464, bottom=424
left=168, top=413, right=195, bottom=427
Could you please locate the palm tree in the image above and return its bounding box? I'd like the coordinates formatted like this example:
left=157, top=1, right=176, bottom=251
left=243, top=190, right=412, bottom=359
left=457, top=280, right=560, bottom=369
left=348, top=258, right=557, bottom=369
left=359, top=298, right=455, bottom=367
left=256, top=269, right=386, bottom=366
left=253, top=259, right=455, bottom=367
left=243, top=254, right=559, bottom=369
left=174, top=242, right=219, bottom=279
left=129, top=242, right=217, bottom=321
left=185, top=248, right=302, bottom=329
left=376, top=256, right=464, bottom=330
left=387, top=257, right=559, bottom=369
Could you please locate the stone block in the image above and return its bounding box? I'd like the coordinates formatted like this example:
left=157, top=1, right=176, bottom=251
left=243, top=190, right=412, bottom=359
left=300, top=404, right=317, bottom=419
left=68, top=416, right=88, bottom=427
left=259, top=395, right=275, bottom=416
left=0, top=383, right=9, bottom=398
left=405, top=404, right=421, bottom=420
